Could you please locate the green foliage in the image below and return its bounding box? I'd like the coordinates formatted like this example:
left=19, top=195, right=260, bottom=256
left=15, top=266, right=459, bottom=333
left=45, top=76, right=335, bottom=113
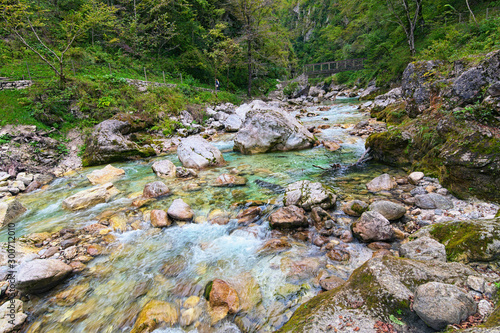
left=0, top=134, right=12, bottom=144
left=389, top=314, right=405, bottom=326
left=0, top=90, right=47, bottom=128
left=283, top=82, right=299, bottom=97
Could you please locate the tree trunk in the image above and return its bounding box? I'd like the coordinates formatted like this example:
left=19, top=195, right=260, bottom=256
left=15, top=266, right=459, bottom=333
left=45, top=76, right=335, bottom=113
left=59, top=60, right=65, bottom=88
left=247, top=39, right=252, bottom=97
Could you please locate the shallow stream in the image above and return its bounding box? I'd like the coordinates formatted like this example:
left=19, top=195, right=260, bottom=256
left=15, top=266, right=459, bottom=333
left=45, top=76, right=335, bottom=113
left=7, top=99, right=407, bottom=332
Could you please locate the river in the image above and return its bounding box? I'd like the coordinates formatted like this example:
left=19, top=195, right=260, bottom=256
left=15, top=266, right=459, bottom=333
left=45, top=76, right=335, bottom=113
left=9, top=99, right=407, bottom=332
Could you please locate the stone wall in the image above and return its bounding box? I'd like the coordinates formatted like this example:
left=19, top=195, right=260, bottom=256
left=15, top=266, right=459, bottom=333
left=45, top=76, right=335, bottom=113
left=0, top=80, right=33, bottom=90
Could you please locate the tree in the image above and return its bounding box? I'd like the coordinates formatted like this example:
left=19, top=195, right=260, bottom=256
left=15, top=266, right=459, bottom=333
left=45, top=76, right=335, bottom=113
left=204, top=22, right=242, bottom=92
left=385, top=0, right=423, bottom=57
left=228, top=0, right=288, bottom=96
left=0, top=0, right=116, bottom=87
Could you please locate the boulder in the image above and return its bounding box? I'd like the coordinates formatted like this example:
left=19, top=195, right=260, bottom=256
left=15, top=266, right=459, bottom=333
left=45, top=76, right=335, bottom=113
left=177, top=136, right=225, bottom=169
left=269, top=205, right=308, bottom=230
left=82, top=120, right=155, bottom=166
left=167, top=199, right=194, bottom=221
left=366, top=173, right=397, bottom=192
left=352, top=211, right=394, bottom=242
left=342, top=200, right=368, bottom=216
left=176, top=167, right=198, bottom=178
left=86, top=164, right=125, bottom=185
left=369, top=200, right=406, bottom=220
left=415, top=193, right=453, bottom=210
left=208, top=279, right=240, bottom=317
left=408, top=171, right=424, bottom=185
left=453, top=67, right=487, bottom=104
left=150, top=210, right=171, bottom=228
left=0, top=198, right=26, bottom=228
left=284, top=180, right=336, bottom=211
left=278, top=256, right=478, bottom=333
left=0, top=299, right=27, bottom=333
left=17, top=259, right=73, bottom=293
left=319, top=276, right=346, bottom=291
left=413, top=282, right=477, bottom=330
left=419, top=218, right=500, bottom=263
left=233, top=109, right=315, bottom=154
left=152, top=160, right=177, bottom=179
left=130, top=300, right=178, bottom=333
left=143, top=181, right=170, bottom=199
left=258, top=238, right=292, bottom=254
left=213, top=174, right=246, bottom=187
left=62, top=183, right=119, bottom=211
left=223, top=114, right=243, bottom=132
left=236, top=206, right=262, bottom=225
left=323, top=141, right=341, bottom=151
left=371, top=87, right=402, bottom=111
left=399, top=236, right=447, bottom=262
left=16, top=172, right=33, bottom=186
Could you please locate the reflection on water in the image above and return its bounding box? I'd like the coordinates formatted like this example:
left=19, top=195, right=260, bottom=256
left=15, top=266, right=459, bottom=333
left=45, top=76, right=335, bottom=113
left=11, top=101, right=406, bottom=332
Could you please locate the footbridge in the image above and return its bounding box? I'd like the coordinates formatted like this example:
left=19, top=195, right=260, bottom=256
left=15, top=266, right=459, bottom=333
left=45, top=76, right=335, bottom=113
left=305, top=58, right=365, bottom=77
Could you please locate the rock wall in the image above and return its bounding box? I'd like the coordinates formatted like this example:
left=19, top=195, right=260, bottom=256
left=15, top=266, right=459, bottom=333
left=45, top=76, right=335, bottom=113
left=0, top=80, right=32, bottom=90
left=365, top=50, right=500, bottom=202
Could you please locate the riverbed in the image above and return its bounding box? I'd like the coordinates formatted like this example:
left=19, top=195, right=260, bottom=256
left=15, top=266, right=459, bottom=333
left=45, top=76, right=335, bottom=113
left=9, top=99, right=411, bottom=332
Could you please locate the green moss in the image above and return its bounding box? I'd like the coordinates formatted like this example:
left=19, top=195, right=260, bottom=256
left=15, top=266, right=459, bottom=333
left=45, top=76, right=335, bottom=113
left=429, top=219, right=500, bottom=263
left=482, top=304, right=500, bottom=328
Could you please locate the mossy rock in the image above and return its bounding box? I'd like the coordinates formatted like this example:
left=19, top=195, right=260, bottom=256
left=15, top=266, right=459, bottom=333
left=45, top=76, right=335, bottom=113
left=425, top=218, right=500, bottom=263
left=366, top=112, right=500, bottom=202
left=277, top=256, right=476, bottom=332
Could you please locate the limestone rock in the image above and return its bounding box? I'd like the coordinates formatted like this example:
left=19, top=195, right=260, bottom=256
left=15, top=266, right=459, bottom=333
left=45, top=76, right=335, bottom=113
left=236, top=206, right=262, bottom=224
left=17, top=259, right=73, bottom=293
left=352, top=211, right=394, bottom=242
left=213, top=174, right=247, bottom=187
left=369, top=200, right=406, bottom=220
left=258, top=238, right=291, bottom=254
left=234, top=109, right=315, bottom=154
left=0, top=299, right=27, bottom=333
left=131, top=300, right=178, bottom=333
left=0, top=198, right=26, bottom=228
left=62, top=183, right=119, bottom=211
left=208, top=279, right=240, bottom=315
left=177, top=135, right=225, bottom=169
left=366, top=174, right=397, bottom=192
left=408, top=171, right=425, bottom=185
left=143, top=181, right=170, bottom=199
left=86, top=164, right=125, bottom=185
left=152, top=159, right=177, bottom=179
left=342, top=200, right=368, bottom=216
left=150, top=210, right=171, bottom=228
left=82, top=119, right=155, bottom=166
left=319, top=276, right=346, bottom=291
left=399, top=236, right=447, bottom=262
left=413, top=282, right=477, bottom=330
left=422, top=218, right=500, bottom=263
left=415, top=193, right=453, bottom=210
left=167, top=199, right=194, bottom=221
left=223, top=114, right=243, bottom=132
left=269, top=205, right=308, bottom=229
left=278, top=256, right=478, bottom=333
left=284, top=180, right=336, bottom=211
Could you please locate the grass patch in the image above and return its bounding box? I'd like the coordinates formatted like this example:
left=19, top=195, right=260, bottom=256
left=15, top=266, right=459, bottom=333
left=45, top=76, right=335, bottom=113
left=0, top=89, right=47, bottom=129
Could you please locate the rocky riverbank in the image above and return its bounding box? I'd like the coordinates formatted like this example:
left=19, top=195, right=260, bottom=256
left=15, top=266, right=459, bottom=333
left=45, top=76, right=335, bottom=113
left=1, top=71, right=500, bottom=332
left=363, top=50, right=500, bottom=202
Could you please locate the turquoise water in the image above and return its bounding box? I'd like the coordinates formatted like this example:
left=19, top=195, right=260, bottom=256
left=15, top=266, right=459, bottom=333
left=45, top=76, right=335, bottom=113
left=11, top=101, right=405, bottom=332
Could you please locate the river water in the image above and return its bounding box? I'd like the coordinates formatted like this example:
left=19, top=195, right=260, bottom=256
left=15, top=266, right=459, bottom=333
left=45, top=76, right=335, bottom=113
left=10, top=99, right=406, bottom=332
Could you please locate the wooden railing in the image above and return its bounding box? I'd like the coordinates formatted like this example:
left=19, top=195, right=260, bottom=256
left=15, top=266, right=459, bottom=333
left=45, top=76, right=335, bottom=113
left=305, top=58, right=365, bottom=77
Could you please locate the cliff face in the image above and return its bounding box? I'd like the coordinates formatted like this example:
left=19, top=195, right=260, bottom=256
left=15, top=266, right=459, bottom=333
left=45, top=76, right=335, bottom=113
left=365, top=50, right=500, bottom=202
